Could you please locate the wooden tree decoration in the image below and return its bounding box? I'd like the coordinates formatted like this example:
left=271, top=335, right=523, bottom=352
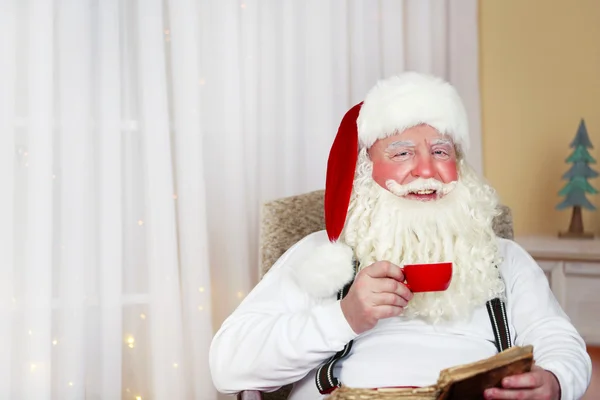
left=556, top=119, right=598, bottom=239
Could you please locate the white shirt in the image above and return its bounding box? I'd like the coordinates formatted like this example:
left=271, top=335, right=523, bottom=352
left=209, top=231, right=592, bottom=400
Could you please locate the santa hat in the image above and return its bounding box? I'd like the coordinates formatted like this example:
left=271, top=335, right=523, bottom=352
left=293, top=72, right=470, bottom=298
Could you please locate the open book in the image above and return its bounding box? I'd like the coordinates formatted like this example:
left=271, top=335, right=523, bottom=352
left=329, top=345, right=534, bottom=400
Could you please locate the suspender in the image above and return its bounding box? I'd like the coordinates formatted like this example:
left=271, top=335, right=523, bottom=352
left=486, top=297, right=512, bottom=352
left=315, top=267, right=512, bottom=395
left=315, top=279, right=355, bottom=394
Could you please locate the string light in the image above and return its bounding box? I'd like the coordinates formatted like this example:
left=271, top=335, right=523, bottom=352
left=198, top=287, right=205, bottom=292
left=198, top=78, right=205, bottom=86
left=52, top=174, right=56, bottom=180
left=52, top=339, right=58, bottom=346
left=136, top=396, right=142, bottom=400
left=140, top=313, right=146, bottom=320
left=137, top=220, right=144, bottom=226
left=172, top=194, right=178, bottom=200
left=164, top=29, right=170, bottom=35
left=172, top=363, right=178, bottom=368
left=126, top=336, right=135, bottom=349
left=198, top=306, right=204, bottom=311
left=28, top=330, right=32, bottom=336
left=241, top=3, right=247, bottom=9
left=237, top=291, right=244, bottom=299
left=68, top=382, right=73, bottom=387
left=30, top=364, right=36, bottom=372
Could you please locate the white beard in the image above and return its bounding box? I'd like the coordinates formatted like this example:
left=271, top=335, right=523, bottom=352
left=342, top=149, right=505, bottom=323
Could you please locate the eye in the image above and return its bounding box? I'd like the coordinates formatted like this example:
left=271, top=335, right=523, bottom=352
left=432, top=148, right=451, bottom=159
left=392, top=151, right=412, bottom=159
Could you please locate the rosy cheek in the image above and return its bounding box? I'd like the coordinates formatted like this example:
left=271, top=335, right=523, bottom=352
left=437, top=162, right=458, bottom=183
left=372, top=161, right=411, bottom=188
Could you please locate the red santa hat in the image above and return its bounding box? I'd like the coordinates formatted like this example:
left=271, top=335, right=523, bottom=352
left=294, top=72, right=470, bottom=298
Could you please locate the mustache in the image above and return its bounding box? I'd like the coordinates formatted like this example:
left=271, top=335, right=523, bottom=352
left=385, top=178, right=457, bottom=197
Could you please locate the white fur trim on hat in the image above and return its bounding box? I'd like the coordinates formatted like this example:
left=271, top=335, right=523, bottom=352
left=291, top=241, right=355, bottom=298
left=357, top=72, right=470, bottom=151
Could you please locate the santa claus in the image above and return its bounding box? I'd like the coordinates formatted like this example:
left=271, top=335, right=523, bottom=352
left=210, top=72, right=591, bottom=400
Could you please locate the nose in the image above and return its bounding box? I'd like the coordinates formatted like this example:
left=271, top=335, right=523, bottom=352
left=411, top=154, right=434, bottom=179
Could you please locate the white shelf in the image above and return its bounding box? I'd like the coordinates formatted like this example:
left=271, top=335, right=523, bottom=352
left=515, top=235, right=600, bottom=262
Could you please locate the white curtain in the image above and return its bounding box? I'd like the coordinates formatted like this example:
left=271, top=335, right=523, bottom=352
left=0, top=0, right=480, bottom=399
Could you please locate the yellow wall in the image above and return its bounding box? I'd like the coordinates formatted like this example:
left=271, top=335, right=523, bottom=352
left=480, top=0, right=600, bottom=236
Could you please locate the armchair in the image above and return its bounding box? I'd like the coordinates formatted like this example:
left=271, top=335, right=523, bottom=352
left=237, top=189, right=514, bottom=400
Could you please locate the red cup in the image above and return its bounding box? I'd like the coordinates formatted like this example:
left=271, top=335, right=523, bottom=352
left=401, top=262, right=453, bottom=293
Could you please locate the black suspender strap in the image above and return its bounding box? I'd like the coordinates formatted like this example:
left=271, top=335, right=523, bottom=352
left=315, top=263, right=356, bottom=395
left=486, top=297, right=512, bottom=352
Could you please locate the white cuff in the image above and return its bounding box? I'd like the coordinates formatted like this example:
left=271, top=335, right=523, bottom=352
left=313, top=300, right=358, bottom=348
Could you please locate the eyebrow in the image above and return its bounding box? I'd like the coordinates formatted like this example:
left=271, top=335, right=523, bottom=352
left=386, top=140, right=415, bottom=150
left=430, top=138, right=453, bottom=146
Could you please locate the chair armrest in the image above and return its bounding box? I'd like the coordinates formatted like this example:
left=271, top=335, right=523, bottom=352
left=237, top=390, right=263, bottom=400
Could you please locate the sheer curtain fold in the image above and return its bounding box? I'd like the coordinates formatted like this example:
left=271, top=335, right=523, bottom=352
left=2, top=1, right=481, bottom=399
left=23, top=1, right=54, bottom=398
left=98, top=1, right=123, bottom=398
left=56, top=2, right=93, bottom=398
left=0, top=2, right=16, bottom=398
left=137, top=1, right=186, bottom=399
left=167, top=0, right=215, bottom=397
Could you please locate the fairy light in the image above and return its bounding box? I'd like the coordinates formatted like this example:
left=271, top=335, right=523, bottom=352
left=126, top=336, right=135, bottom=349
left=52, top=339, right=58, bottom=346
left=241, top=3, right=246, bottom=9
left=30, top=363, right=36, bottom=372
left=140, top=313, right=146, bottom=320
left=198, top=287, right=205, bottom=292
left=237, top=291, right=244, bottom=299
left=198, top=306, right=204, bottom=311
left=198, top=78, right=205, bottom=86
left=172, top=194, right=178, bottom=200
left=135, top=396, right=142, bottom=400
left=68, top=382, right=73, bottom=387
left=172, top=363, right=178, bottom=368
left=28, top=330, right=32, bottom=336
left=137, top=220, right=144, bottom=226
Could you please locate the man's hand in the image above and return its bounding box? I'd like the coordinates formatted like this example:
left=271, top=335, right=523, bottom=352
left=340, top=261, right=413, bottom=334
left=484, top=365, right=561, bottom=400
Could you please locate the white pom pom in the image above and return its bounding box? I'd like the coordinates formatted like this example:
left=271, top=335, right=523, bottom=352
left=292, top=241, right=355, bottom=298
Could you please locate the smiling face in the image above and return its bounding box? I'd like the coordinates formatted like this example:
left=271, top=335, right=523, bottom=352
left=367, top=124, right=459, bottom=201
